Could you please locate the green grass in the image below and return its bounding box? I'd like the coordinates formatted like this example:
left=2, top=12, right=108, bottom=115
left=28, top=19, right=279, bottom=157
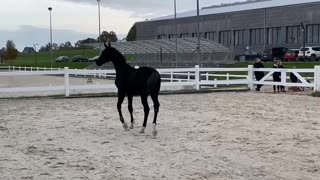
left=1, top=48, right=99, bottom=69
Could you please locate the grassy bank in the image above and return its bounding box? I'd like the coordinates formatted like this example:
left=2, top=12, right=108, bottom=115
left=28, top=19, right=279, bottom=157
left=1, top=48, right=98, bottom=69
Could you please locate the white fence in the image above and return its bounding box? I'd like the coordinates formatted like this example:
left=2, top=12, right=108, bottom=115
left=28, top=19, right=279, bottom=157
left=0, top=65, right=319, bottom=97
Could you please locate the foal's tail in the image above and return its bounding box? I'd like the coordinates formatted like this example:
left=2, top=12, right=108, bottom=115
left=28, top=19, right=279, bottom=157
left=147, top=70, right=161, bottom=93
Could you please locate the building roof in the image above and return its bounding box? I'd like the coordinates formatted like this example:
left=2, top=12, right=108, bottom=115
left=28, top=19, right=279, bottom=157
left=86, top=38, right=231, bottom=54
left=149, top=0, right=320, bottom=22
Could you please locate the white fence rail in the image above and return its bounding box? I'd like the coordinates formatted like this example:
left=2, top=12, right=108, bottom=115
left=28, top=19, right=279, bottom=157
left=0, top=65, right=320, bottom=97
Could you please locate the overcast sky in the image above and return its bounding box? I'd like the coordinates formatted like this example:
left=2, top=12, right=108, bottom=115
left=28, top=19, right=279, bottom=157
left=0, top=0, right=244, bottom=51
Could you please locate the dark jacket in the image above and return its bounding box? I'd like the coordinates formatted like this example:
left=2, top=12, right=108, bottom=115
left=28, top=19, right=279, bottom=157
left=253, top=62, right=265, bottom=78
left=273, top=64, right=281, bottom=78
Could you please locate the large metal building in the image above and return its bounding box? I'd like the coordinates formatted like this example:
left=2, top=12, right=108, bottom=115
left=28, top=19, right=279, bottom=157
left=135, top=0, right=320, bottom=58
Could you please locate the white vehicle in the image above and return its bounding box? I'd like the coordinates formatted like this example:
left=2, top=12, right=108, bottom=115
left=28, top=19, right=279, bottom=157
left=298, top=46, right=320, bottom=61
left=89, top=56, right=99, bottom=62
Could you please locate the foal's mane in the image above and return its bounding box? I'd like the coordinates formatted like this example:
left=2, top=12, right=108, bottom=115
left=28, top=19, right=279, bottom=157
left=109, top=47, right=126, bottom=64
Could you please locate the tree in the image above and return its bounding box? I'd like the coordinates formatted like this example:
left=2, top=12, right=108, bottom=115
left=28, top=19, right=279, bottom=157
left=0, top=47, right=5, bottom=63
left=59, top=43, right=65, bottom=49
left=39, top=46, right=47, bottom=52
left=6, top=40, right=16, bottom=50
left=64, top=41, right=73, bottom=48
left=39, top=43, right=51, bottom=52
left=52, top=43, right=58, bottom=50
left=75, top=38, right=97, bottom=47
left=126, top=24, right=136, bottom=41
left=4, top=40, right=18, bottom=64
left=98, top=31, right=118, bottom=42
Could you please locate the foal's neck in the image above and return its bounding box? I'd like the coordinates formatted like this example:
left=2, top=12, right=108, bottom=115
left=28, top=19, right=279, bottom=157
left=111, top=51, right=132, bottom=73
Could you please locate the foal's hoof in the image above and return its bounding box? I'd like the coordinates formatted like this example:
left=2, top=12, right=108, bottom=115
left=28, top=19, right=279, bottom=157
left=130, top=122, right=134, bottom=129
left=123, top=123, right=129, bottom=131
left=152, top=130, right=158, bottom=137
left=139, top=127, right=146, bottom=133
left=152, top=124, right=157, bottom=137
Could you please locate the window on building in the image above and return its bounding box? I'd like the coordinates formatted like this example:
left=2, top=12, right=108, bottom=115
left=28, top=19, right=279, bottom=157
left=267, top=27, right=281, bottom=45
left=234, top=30, right=245, bottom=46
left=168, top=34, right=178, bottom=39
left=180, top=33, right=190, bottom=38
left=205, top=32, right=216, bottom=41
left=219, top=31, right=232, bottom=46
left=157, top=34, right=167, bottom=39
left=306, top=24, right=320, bottom=43
left=250, top=28, right=264, bottom=45
left=286, top=26, right=302, bottom=44
left=192, top=32, right=203, bottom=38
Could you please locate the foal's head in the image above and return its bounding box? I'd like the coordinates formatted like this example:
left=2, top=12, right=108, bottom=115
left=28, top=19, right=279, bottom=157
left=96, top=42, right=117, bottom=66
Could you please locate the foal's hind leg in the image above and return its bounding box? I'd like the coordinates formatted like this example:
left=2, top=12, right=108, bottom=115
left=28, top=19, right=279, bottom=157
left=151, top=93, right=160, bottom=136
left=127, top=95, right=135, bottom=129
left=139, top=94, right=150, bottom=133
left=117, top=93, right=128, bottom=130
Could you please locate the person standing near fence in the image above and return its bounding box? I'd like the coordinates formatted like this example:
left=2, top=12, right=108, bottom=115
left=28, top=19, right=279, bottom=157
left=253, top=58, right=265, bottom=91
left=273, top=60, right=281, bottom=93
left=278, top=62, right=286, bottom=92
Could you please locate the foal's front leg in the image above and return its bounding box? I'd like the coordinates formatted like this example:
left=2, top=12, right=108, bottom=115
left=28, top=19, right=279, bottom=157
left=127, top=95, right=135, bottom=129
left=117, top=93, right=128, bottom=130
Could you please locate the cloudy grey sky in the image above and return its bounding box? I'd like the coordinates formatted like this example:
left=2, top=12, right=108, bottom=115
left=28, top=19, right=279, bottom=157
left=0, top=0, right=243, bottom=51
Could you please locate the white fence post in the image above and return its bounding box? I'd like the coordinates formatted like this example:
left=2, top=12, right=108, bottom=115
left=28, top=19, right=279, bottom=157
left=170, top=71, right=173, bottom=82
left=248, top=65, right=254, bottom=90
left=281, top=70, right=286, bottom=86
left=226, top=73, right=230, bottom=86
left=314, top=66, right=320, bottom=92
left=195, top=65, right=200, bottom=90
left=64, top=67, right=70, bottom=97
left=214, top=78, right=218, bottom=88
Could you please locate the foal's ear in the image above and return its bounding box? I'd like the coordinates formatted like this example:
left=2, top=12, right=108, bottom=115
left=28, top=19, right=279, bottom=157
left=104, top=42, right=107, bottom=48
left=108, top=42, right=111, bottom=47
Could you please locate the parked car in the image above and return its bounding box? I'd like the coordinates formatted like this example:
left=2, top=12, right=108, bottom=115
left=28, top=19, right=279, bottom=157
left=298, top=46, right=320, bottom=61
left=284, top=49, right=299, bottom=61
left=88, top=56, right=99, bottom=63
left=72, top=55, right=89, bottom=62
left=234, top=51, right=261, bottom=61
left=55, top=56, right=69, bottom=63
left=261, top=47, right=288, bottom=61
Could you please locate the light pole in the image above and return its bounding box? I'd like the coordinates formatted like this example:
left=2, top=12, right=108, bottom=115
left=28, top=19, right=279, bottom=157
left=33, top=44, right=38, bottom=65
left=97, top=0, right=102, bottom=53
left=174, top=0, right=178, bottom=68
left=196, top=0, right=200, bottom=66
left=301, top=21, right=309, bottom=60
left=48, top=7, right=53, bottom=67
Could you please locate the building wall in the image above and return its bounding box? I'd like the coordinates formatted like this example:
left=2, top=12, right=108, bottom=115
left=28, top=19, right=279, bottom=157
left=136, top=2, right=320, bottom=56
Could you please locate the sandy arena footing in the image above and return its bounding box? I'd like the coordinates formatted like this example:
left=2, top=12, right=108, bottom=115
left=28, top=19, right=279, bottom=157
left=0, top=92, right=319, bottom=179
